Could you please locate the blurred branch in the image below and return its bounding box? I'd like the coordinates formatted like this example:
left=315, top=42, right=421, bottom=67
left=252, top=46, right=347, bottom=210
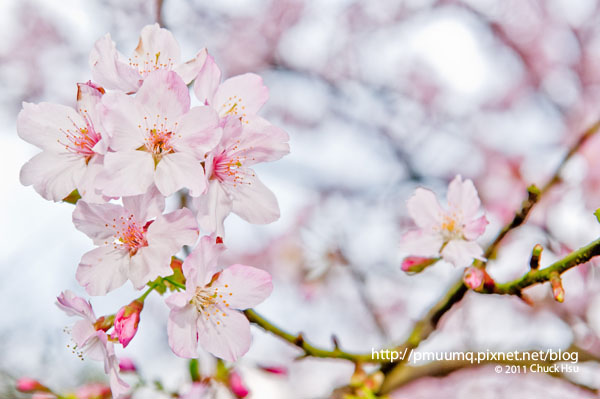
left=156, top=0, right=165, bottom=27
left=244, top=309, right=381, bottom=363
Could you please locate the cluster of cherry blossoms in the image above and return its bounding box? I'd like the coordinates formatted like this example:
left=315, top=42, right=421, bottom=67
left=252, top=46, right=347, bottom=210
left=400, top=175, right=491, bottom=287
left=18, top=24, right=288, bottom=398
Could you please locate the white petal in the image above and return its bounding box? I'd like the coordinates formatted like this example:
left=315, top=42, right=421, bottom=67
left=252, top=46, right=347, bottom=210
left=441, top=239, right=484, bottom=268
left=168, top=304, right=199, bottom=358
left=213, top=265, right=273, bottom=309
left=196, top=308, right=251, bottom=362
left=72, top=200, right=126, bottom=245
left=99, top=151, right=155, bottom=197
left=194, top=181, right=233, bottom=237
left=154, top=152, right=206, bottom=197
left=77, top=246, right=130, bottom=295
left=406, top=187, right=444, bottom=229
left=89, top=33, right=140, bottom=93
left=231, top=172, right=280, bottom=225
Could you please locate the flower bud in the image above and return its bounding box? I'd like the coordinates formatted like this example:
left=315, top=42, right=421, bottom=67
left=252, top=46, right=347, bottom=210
left=16, top=378, right=48, bottom=393
left=550, top=273, right=565, bottom=303
left=463, top=266, right=484, bottom=290
left=229, top=371, right=249, bottom=398
left=401, top=256, right=438, bottom=274
left=119, top=357, right=137, bottom=373
left=114, top=300, right=143, bottom=347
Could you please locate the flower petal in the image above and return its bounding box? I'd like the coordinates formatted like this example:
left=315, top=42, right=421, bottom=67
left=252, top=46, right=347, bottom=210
left=399, top=230, right=444, bottom=257
left=89, top=33, right=140, bottom=93
left=100, top=151, right=155, bottom=197
left=196, top=308, right=251, bottom=361
left=154, top=152, right=207, bottom=197
left=73, top=200, right=127, bottom=245
left=447, top=175, right=482, bottom=221
left=463, top=215, right=489, bottom=241
left=168, top=304, right=199, bottom=358
left=147, top=208, right=199, bottom=257
left=172, top=106, right=221, bottom=158
left=441, top=239, right=484, bottom=268
left=213, top=265, right=273, bottom=309
left=128, top=244, right=172, bottom=289
left=173, top=48, right=208, bottom=84
left=20, top=151, right=87, bottom=202
left=135, top=70, right=190, bottom=119
left=193, top=54, right=221, bottom=105
left=231, top=172, right=280, bottom=225
left=133, top=24, right=181, bottom=71
left=183, top=235, right=225, bottom=289
left=77, top=246, right=130, bottom=295
left=101, top=91, right=146, bottom=151
left=406, top=187, right=444, bottom=229
left=194, top=181, right=233, bottom=237
left=233, top=121, right=290, bottom=165
left=56, top=290, right=96, bottom=321
left=122, top=185, right=165, bottom=222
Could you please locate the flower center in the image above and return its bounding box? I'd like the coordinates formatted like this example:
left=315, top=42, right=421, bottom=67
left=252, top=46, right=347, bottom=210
left=219, top=95, right=248, bottom=121
left=191, top=284, right=232, bottom=324
left=109, top=214, right=148, bottom=255
left=212, top=147, right=254, bottom=187
left=59, top=113, right=101, bottom=162
left=129, top=51, right=174, bottom=77
left=439, top=212, right=464, bottom=241
left=137, top=115, right=178, bottom=165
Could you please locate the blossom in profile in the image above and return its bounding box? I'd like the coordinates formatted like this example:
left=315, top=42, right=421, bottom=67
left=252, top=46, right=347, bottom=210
left=56, top=290, right=129, bottom=399
left=194, top=117, right=289, bottom=236
left=401, top=175, right=488, bottom=268
left=98, top=70, right=221, bottom=197
left=72, top=188, right=199, bottom=295
left=18, top=82, right=108, bottom=202
left=166, top=236, right=273, bottom=361
left=90, top=23, right=207, bottom=93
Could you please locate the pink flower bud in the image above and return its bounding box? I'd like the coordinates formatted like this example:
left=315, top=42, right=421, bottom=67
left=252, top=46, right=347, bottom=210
left=229, top=371, right=249, bottom=398
left=16, top=378, right=47, bottom=393
left=551, top=273, right=565, bottom=303
left=463, top=266, right=484, bottom=290
left=259, top=365, right=287, bottom=375
left=401, top=256, right=438, bottom=274
left=119, top=357, right=137, bottom=372
left=114, top=300, right=143, bottom=347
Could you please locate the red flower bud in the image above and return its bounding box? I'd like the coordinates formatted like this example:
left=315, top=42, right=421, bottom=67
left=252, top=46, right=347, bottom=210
left=114, top=300, right=143, bottom=347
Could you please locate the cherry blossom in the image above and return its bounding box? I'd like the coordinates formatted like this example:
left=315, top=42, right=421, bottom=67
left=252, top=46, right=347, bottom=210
left=72, top=188, right=199, bottom=295
left=166, top=236, right=273, bottom=361
left=18, top=82, right=108, bottom=202
left=90, top=23, right=207, bottom=93
left=56, top=290, right=129, bottom=399
left=98, top=70, right=221, bottom=197
left=401, top=175, right=489, bottom=268
left=193, top=54, right=268, bottom=123
left=114, top=300, right=143, bottom=347
left=194, top=117, right=289, bottom=236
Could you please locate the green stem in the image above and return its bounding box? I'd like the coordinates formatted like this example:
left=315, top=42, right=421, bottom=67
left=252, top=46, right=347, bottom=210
left=162, top=276, right=186, bottom=290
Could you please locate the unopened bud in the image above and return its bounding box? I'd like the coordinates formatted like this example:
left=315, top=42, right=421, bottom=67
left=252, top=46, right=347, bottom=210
left=119, top=357, right=137, bottom=372
left=401, top=256, right=438, bottom=274
left=229, top=371, right=249, bottom=398
left=530, top=244, right=543, bottom=270
left=550, top=272, right=565, bottom=303
left=463, top=266, right=484, bottom=290
left=16, top=378, right=48, bottom=393
left=114, top=300, right=143, bottom=347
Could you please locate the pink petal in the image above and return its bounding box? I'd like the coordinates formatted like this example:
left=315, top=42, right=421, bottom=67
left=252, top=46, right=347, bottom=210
left=101, top=91, right=146, bottom=151
left=20, top=151, right=87, bottom=202
left=193, top=54, right=221, bottom=105
left=463, top=214, right=489, bottom=240
left=172, top=106, right=221, bottom=158
left=135, top=70, right=190, bottom=119
left=71, top=319, right=98, bottom=350
left=440, top=239, right=484, bottom=268
left=128, top=244, right=172, bottom=289
left=194, top=176, right=233, bottom=237
left=447, top=175, right=482, bottom=221
left=165, top=291, right=194, bottom=310
left=100, top=151, right=155, bottom=197
left=56, top=290, right=95, bottom=321
left=231, top=172, right=280, bottom=225
left=72, top=200, right=127, bottom=245
left=154, top=152, right=207, bottom=197
left=17, top=102, right=85, bottom=152
left=108, top=364, right=130, bottom=399
left=173, top=48, right=208, bottom=84
left=231, top=121, right=290, bottom=165
left=213, top=264, right=273, bottom=309
left=168, top=304, right=199, bottom=358
left=122, top=185, right=165, bottom=222
left=77, top=155, right=108, bottom=203
left=182, top=235, right=225, bottom=289
left=196, top=308, right=251, bottom=362
left=76, top=82, right=107, bottom=154
left=213, top=73, right=268, bottom=118
left=406, top=187, right=444, bottom=229
left=400, top=230, right=444, bottom=257
left=77, top=246, right=130, bottom=295
left=89, top=34, right=140, bottom=93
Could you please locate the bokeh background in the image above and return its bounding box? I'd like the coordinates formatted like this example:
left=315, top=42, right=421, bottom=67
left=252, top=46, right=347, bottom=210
left=3, top=0, right=600, bottom=398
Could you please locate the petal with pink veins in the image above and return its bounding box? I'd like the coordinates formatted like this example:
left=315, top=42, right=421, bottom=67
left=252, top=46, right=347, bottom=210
left=173, top=48, right=208, bottom=84
left=135, top=70, right=190, bottom=119
left=193, top=55, right=221, bottom=105
left=182, top=235, right=225, bottom=289
left=77, top=246, right=130, bottom=295
left=146, top=208, right=199, bottom=257
left=168, top=304, right=199, bottom=358
left=128, top=244, right=172, bottom=289
left=212, top=265, right=273, bottom=309
left=172, top=106, right=221, bottom=158
left=89, top=34, right=140, bottom=93
left=447, top=175, right=482, bottom=221
left=233, top=122, right=290, bottom=165
left=196, top=308, right=251, bottom=362
left=463, top=215, right=489, bottom=241
left=73, top=200, right=127, bottom=245
left=101, top=92, right=146, bottom=151
left=122, top=186, right=165, bottom=222
left=56, top=290, right=95, bottom=321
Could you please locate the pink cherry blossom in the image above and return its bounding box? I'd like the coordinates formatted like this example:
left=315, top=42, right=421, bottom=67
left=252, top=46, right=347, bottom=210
left=56, top=290, right=129, bottom=399
left=98, top=70, right=221, bottom=197
left=114, top=300, right=143, bottom=347
left=193, top=54, right=268, bottom=123
left=194, top=117, right=289, bottom=236
left=18, top=82, right=108, bottom=202
left=90, top=23, right=207, bottom=93
left=229, top=370, right=249, bottom=398
left=401, top=175, right=489, bottom=268
left=166, top=236, right=273, bottom=361
left=72, top=188, right=199, bottom=295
